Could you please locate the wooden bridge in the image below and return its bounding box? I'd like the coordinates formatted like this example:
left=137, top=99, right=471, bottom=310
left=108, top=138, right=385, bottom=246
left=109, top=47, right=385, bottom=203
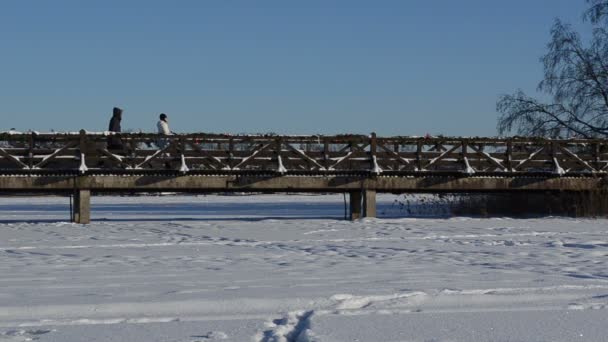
left=1, top=131, right=607, bottom=223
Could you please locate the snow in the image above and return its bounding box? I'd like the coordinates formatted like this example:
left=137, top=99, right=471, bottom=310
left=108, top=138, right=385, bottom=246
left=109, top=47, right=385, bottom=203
left=1, top=194, right=607, bottom=341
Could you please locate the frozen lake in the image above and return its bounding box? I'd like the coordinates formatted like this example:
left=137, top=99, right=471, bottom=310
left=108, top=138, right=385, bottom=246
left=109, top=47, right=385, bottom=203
left=1, top=194, right=607, bottom=341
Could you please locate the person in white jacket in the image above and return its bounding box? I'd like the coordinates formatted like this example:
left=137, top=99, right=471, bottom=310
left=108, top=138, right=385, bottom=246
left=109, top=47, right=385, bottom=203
left=156, top=113, right=172, bottom=149
left=157, top=113, right=171, bottom=135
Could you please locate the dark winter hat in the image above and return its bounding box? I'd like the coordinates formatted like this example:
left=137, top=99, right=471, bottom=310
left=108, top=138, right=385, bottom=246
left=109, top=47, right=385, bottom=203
left=159, top=113, right=167, bottom=120
left=113, top=107, right=123, bottom=116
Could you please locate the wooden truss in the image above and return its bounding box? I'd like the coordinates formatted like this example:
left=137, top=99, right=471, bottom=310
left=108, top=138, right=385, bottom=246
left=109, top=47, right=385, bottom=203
left=0, top=132, right=607, bottom=176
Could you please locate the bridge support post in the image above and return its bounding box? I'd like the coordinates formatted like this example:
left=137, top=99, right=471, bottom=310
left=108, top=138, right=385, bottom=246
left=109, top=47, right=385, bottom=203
left=73, top=190, right=91, bottom=224
left=363, top=189, right=376, bottom=218
left=349, top=191, right=362, bottom=220
left=350, top=190, right=377, bottom=219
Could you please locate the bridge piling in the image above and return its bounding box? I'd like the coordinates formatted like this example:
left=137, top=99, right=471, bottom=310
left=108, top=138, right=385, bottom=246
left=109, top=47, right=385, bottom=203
left=363, top=189, right=377, bottom=218
left=349, top=191, right=362, bottom=220
left=349, top=190, right=377, bottom=219
left=73, top=190, right=91, bottom=224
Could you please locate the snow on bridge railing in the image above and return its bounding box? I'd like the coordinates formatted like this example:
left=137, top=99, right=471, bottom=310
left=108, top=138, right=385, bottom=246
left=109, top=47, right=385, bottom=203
left=0, top=131, right=607, bottom=175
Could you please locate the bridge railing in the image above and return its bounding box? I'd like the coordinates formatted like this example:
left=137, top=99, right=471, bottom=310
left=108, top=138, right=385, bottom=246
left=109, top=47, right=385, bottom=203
left=0, top=131, right=607, bottom=175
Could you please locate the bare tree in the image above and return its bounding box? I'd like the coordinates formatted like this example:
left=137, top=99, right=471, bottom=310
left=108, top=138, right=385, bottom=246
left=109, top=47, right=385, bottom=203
left=585, top=0, right=608, bottom=23
left=497, top=0, right=608, bottom=138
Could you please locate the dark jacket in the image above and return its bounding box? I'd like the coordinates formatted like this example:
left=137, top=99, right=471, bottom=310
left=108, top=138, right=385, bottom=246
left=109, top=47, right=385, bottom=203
left=107, top=110, right=123, bottom=150
left=109, top=116, right=121, bottom=132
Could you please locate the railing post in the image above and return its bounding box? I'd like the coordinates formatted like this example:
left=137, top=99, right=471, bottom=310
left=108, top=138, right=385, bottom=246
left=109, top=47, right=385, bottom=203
left=179, top=136, right=189, bottom=173
left=593, top=142, right=601, bottom=171
left=506, top=139, right=513, bottom=172
left=78, top=129, right=88, bottom=173
left=348, top=138, right=355, bottom=170
left=461, top=139, right=467, bottom=167
left=275, top=137, right=286, bottom=174
left=461, top=139, right=474, bottom=174
left=370, top=132, right=381, bottom=174
left=323, top=139, right=330, bottom=170
left=370, top=132, right=377, bottom=155
left=416, top=139, right=423, bottom=171
left=228, top=137, right=234, bottom=170
left=393, top=142, right=400, bottom=171
left=551, top=141, right=565, bottom=175
left=28, top=131, right=35, bottom=170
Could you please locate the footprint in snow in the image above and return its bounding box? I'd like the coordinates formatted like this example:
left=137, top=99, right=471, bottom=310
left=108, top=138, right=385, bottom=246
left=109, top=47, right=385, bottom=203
left=190, top=331, right=228, bottom=341
left=0, top=329, right=54, bottom=341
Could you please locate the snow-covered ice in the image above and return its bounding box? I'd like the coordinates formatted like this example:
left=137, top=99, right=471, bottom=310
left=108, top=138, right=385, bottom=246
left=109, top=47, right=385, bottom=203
left=1, top=194, right=607, bottom=341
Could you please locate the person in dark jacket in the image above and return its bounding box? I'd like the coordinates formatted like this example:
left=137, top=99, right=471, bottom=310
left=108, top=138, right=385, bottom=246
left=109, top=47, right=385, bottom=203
left=107, top=107, right=123, bottom=150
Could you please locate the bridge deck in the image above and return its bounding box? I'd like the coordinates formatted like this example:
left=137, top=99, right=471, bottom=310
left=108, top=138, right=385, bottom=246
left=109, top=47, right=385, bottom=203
left=0, top=173, right=604, bottom=193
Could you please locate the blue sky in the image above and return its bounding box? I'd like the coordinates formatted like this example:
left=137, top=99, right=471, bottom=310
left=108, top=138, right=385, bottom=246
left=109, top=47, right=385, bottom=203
left=0, top=0, right=588, bottom=136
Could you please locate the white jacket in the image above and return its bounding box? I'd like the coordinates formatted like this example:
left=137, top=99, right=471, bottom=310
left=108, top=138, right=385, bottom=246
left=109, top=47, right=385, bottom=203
left=157, top=120, right=171, bottom=135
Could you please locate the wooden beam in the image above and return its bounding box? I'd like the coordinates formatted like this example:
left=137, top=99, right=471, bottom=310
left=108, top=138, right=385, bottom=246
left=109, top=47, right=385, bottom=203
left=423, top=144, right=461, bottom=170
left=0, top=148, right=29, bottom=169
left=34, top=141, right=78, bottom=169
left=469, top=144, right=507, bottom=172
left=558, top=145, right=596, bottom=172
left=232, top=143, right=272, bottom=169
left=512, top=146, right=544, bottom=171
